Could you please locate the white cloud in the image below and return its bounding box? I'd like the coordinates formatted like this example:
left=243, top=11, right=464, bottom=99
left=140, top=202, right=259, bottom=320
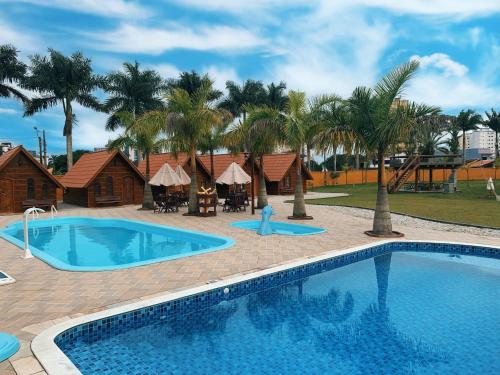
left=468, top=27, right=481, bottom=48
left=411, top=53, right=468, bottom=77
left=173, top=0, right=500, bottom=19
left=202, top=66, right=240, bottom=92
left=71, top=104, right=119, bottom=149
left=87, top=24, right=267, bottom=54
left=0, top=108, right=18, bottom=115
left=3, top=0, right=150, bottom=19
left=145, top=63, right=181, bottom=80
left=0, top=18, right=38, bottom=52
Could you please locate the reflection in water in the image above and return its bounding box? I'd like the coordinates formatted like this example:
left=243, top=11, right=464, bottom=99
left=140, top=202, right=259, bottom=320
left=79, top=226, right=137, bottom=264
left=68, top=225, right=77, bottom=265
left=317, top=253, right=447, bottom=373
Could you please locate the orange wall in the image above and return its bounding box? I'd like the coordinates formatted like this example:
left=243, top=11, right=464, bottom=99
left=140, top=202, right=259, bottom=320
left=309, top=168, right=500, bottom=187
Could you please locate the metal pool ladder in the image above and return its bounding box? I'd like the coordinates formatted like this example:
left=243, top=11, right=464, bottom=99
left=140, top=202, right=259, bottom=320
left=23, top=207, right=45, bottom=259
left=50, top=205, right=58, bottom=219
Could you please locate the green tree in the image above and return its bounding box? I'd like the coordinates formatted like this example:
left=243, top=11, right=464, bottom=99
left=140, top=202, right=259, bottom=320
left=141, top=79, right=231, bottom=214
left=483, top=108, right=500, bottom=160
left=348, top=61, right=439, bottom=236
left=198, top=120, right=230, bottom=186
left=264, top=81, right=288, bottom=110
left=218, top=79, right=266, bottom=121
left=22, top=49, right=104, bottom=170
left=0, top=44, right=28, bottom=102
left=48, top=149, right=90, bottom=175
left=454, top=109, right=482, bottom=161
left=103, top=61, right=166, bottom=163
left=168, top=70, right=222, bottom=101
left=108, top=111, right=164, bottom=209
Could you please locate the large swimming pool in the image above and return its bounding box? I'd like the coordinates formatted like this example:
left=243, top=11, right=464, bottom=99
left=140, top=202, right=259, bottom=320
left=0, top=217, right=234, bottom=271
left=46, top=241, right=499, bottom=374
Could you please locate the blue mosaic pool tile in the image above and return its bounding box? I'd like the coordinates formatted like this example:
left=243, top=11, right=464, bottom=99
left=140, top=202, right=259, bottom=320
left=55, top=241, right=499, bottom=352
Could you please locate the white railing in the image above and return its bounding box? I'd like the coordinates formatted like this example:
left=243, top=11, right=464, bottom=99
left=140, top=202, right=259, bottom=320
left=50, top=205, right=58, bottom=219
left=23, top=207, right=45, bottom=259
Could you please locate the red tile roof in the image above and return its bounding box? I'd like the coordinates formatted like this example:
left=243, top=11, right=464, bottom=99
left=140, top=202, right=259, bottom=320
left=60, top=150, right=144, bottom=188
left=0, top=146, right=64, bottom=188
left=466, top=159, right=495, bottom=168
left=138, top=153, right=190, bottom=176
left=197, top=153, right=249, bottom=179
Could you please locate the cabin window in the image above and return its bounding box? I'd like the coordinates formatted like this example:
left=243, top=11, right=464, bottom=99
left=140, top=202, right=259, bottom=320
left=27, top=178, right=35, bottom=199
left=283, top=173, right=291, bottom=188
left=94, top=182, right=101, bottom=197
left=106, top=176, right=113, bottom=195
left=42, top=183, right=49, bottom=199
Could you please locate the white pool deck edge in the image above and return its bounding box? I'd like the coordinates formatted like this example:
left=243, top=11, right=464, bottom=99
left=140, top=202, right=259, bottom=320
left=31, top=239, right=500, bottom=375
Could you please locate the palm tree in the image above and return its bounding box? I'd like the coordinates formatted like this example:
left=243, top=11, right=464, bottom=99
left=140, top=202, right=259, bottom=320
left=218, top=79, right=266, bottom=121
left=198, top=120, right=230, bottom=186
left=103, top=61, right=166, bottom=163
left=168, top=70, right=222, bottom=101
left=454, top=109, right=482, bottom=161
left=265, top=81, right=288, bottom=110
left=348, top=61, right=439, bottom=236
left=22, top=49, right=104, bottom=170
left=108, top=111, right=164, bottom=209
left=140, top=79, right=231, bottom=215
left=483, top=109, right=500, bottom=160
left=0, top=44, right=28, bottom=102
left=243, top=105, right=284, bottom=208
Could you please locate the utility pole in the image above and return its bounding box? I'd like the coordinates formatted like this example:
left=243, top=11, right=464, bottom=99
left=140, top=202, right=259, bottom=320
left=42, top=130, right=47, bottom=167
left=34, top=126, right=42, bottom=164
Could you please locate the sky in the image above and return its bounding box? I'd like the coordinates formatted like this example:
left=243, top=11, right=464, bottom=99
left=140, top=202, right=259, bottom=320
left=0, top=0, right=499, bottom=155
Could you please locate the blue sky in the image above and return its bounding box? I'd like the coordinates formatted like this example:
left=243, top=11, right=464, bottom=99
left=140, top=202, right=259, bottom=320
left=1, top=0, right=499, bottom=155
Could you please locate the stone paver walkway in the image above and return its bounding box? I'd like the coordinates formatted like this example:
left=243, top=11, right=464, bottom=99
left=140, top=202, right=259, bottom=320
left=0, top=194, right=498, bottom=374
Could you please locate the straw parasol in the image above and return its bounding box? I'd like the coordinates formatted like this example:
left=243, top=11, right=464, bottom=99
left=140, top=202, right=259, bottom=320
left=175, top=164, right=191, bottom=185
left=149, top=163, right=181, bottom=187
left=216, top=162, right=251, bottom=185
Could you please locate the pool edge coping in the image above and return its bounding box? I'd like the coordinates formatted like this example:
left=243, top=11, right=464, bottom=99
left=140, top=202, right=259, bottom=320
left=30, top=239, right=500, bottom=375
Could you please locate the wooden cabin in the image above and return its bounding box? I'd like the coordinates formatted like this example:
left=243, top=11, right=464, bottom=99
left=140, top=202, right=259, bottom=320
left=0, top=146, right=63, bottom=213
left=138, top=153, right=211, bottom=198
left=60, top=150, right=145, bottom=207
left=260, top=153, right=312, bottom=195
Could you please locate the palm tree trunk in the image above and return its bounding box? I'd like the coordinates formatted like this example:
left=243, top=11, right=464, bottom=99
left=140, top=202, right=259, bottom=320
left=306, top=145, right=311, bottom=170
left=64, top=103, right=73, bottom=170
left=333, top=148, right=337, bottom=173
left=372, top=152, right=393, bottom=235
left=142, top=153, right=154, bottom=209
left=374, top=253, right=392, bottom=311
left=136, top=147, right=143, bottom=164
left=210, top=148, right=215, bottom=186
left=291, top=151, right=308, bottom=218
left=188, top=145, right=198, bottom=215
left=257, top=154, right=268, bottom=208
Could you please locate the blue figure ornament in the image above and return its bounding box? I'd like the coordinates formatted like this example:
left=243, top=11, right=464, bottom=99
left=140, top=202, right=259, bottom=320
left=257, top=205, right=275, bottom=235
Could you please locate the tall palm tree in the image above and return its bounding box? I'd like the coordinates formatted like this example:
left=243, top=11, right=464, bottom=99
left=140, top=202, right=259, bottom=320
left=140, top=79, right=231, bottom=215
left=168, top=70, right=222, bottom=101
left=103, top=61, right=166, bottom=163
left=348, top=61, right=439, bottom=236
left=483, top=108, right=500, bottom=160
left=108, top=111, right=164, bottom=209
left=198, top=120, right=230, bottom=186
left=218, top=79, right=266, bottom=121
left=454, top=109, right=482, bottom=161
left=265, top=81, right=288, bottom=110
left=242, top=105, right=284, bottom=208
left=0, top=44, right=28, bottom=102
left=22, top=49, right=104, bottom=170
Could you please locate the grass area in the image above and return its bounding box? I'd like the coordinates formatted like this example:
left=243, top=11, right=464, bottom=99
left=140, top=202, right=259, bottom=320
left=308, top=181, right=500, bottom=228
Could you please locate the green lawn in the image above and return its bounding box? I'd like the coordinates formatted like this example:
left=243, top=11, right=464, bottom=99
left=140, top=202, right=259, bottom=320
left=308, top=181, right=500, bottom=228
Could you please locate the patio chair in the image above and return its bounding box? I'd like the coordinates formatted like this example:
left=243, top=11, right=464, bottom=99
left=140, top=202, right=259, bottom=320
left=164, top=194, right=179, bottom=213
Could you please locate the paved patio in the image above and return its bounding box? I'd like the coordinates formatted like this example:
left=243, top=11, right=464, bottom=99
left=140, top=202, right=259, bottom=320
left=0, top=192, right=498, bottom=374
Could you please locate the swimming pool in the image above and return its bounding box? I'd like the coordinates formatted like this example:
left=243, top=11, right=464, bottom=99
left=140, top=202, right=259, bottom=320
left=0, top=217, right=234, bottom=271
left=34, top=241, right=500, bottom=374
left=231, top=220, right=325, bottom=235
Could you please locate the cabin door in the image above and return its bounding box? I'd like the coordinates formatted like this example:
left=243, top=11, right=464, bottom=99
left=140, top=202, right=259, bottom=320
left=122, top=176, right=134, bottom=204
left=0, top=179, right=13, bottom=212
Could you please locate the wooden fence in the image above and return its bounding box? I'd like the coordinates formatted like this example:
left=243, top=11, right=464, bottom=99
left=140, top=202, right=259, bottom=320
left=309, top=167, right=499, bottom=188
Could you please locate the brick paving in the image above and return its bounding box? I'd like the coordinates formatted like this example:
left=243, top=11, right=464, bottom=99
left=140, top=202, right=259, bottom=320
left=0, top=193, right=498, bottom=374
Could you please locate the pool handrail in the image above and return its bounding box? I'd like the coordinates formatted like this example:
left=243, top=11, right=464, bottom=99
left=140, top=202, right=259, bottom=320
left=23, top=207, right=45, bottom=259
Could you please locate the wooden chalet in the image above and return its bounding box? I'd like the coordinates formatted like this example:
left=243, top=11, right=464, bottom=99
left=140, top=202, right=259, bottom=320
left=260, top=153, right=313, bottom=195
left=60, top=150, right=145, bottom=207
left=0, top=146, right=63, bottom=213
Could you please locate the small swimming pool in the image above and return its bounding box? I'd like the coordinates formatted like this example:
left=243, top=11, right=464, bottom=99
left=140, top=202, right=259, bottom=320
left=231, top=220, right=325, bottom=235
left=38, top=241, right=500, bottom=374
left=0, top=217, right=234, bottom=271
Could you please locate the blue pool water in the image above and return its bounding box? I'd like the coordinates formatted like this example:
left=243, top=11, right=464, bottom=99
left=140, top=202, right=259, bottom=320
left=231, top=220, right=325, bottom=235
left=56, top=243, right=500, bottom=374
left=0, top=217, right=234, bottom=271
